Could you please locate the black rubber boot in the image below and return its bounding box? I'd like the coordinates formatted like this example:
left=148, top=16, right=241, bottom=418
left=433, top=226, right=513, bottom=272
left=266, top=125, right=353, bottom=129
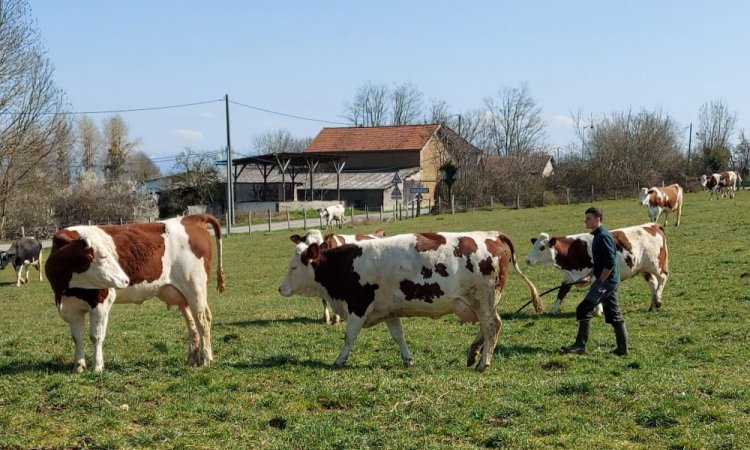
left=561, top=320, right=590, bottom=354
left=611, top=322, right=629, bottom=356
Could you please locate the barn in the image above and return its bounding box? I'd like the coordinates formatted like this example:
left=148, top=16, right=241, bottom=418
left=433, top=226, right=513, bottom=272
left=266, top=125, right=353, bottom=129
left=231, top=124, right=481, bottom=213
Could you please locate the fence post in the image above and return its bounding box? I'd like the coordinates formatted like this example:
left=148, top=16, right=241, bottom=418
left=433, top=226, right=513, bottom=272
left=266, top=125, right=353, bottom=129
left=365, top=205, right=369, bottom=220
left=350, top=205, right=354, bottom=225
left=21, top=226, right=25, bottom=237
left=379, top=205, right=383, bottom=222
left=516, top=193, right=520, bottom=210
left=287, top=210, right=291, bottom=229
left=591, top=185, right=594, bottom=202
left=303, top=208, right=307, bottom=230
left=451, top=194, right=455, bottom=214
left=566, top=188, right=571, bottom=205
left=267, top=209, right=272, bottom=232
left=248, top=211, right=252, bottom=233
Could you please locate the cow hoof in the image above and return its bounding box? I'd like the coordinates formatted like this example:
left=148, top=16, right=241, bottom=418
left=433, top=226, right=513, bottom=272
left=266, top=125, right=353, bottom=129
left=402, top=358, right=413, bottom=368
left=74, top=363, right=86, bottom=373
left=467, top=352, right=480, bottom=368
left=333, top=358, right=347, bottom=367
left=475, top=363, right=489, bottom=373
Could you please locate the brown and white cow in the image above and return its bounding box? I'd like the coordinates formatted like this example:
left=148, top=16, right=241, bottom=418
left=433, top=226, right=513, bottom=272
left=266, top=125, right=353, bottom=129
left=526, top=223, right=669, bottom=314
left=701, top=171, right=742, bottom=199
left=639, top=183, right=683, bottom=226
left=292, top=228, right=386, bottom=324
left=45, top=214, right=225, bottom=372
left=279, top=231, right=542, bottom=372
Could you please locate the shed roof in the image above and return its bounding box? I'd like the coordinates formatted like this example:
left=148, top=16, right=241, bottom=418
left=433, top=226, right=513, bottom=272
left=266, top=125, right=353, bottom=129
left=305, top=124, right=441, bottom=153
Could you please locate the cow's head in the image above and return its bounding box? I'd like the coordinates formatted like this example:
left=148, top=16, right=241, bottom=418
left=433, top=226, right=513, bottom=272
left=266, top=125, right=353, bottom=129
left=278, top=238, right=325, bottom=298
left=0, top=250, right=8, bottom=270
left=638, top=187, right=652, bottom=206
left=526, top=233, right=557, bottom=266
left=317, top=208, right=329, bottom=218
left=46, top=228, right=130, bottom=290
left=700, top=174, right=708, bottom=187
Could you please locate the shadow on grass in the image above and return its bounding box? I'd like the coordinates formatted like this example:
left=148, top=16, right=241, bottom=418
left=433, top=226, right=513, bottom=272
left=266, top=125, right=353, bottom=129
left=502, top=311, right=577, bottom=320
left=230, top=354, right=332, bottom=369
left=220, top=317, right=321, bottom=327
left=0, top=360, right=71, bottom=375
left=494, top=344, right=548, bottom=358
left=0, top=281, right=18, bottom=287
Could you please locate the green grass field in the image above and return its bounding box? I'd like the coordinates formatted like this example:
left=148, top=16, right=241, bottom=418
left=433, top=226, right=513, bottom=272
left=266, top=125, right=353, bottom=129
left=1, top=191, right=748, bottom=449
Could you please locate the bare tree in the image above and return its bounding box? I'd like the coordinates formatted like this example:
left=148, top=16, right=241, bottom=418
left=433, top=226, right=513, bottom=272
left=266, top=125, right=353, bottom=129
left=127, top=151, right=161, bottom=181
left=342, top=82, right=390, bottom=126
left=0, top=0, right=73, bottom=237
left=390, top=82, right=424, bottom=125
left=77, top=114, right=101, bottom=175
left=696, top=100, right=736, bottom=173
left=103, top=114, right=140, bottom=182
left=734, top=130, right=750, bottom=177
left=160, top=148, right=222, bottom=216
left=483, top=84, right=547, bottom=156
left=252, top=129, right=310, bottom=154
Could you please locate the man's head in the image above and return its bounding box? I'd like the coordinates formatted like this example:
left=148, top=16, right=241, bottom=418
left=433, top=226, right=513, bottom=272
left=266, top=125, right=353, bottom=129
left=584, top=207, right=603, bottom=231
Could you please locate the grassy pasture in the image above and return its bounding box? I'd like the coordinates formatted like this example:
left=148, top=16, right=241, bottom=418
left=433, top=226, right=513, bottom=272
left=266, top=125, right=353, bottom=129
left=0, top=191, right=748, bottom=449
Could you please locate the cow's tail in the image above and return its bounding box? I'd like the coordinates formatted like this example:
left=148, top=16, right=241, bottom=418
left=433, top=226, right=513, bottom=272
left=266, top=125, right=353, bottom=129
left=202, top=214, right=226, bottom=293
left=499, top=233, right=543, bottom=313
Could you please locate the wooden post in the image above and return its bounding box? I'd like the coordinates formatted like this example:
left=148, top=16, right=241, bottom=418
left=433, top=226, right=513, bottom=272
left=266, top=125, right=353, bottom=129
left=267, top=209, right=272, bottom=232
left=365, top=205, right=369, bottom=220
left=303, top=208, right=307, bottom=230
left=287, top=210, right=291, bottom=229
left=451, top=194, right=455, bottom=215
left=350, top=205, right=354, bottom=225
left=591, top=185, right=594, bottom=202
left=566, top=188, right=571, bottom=205
left=248, top=211, right=252, bottom=233
left=21, top=226, right=25, bottom=237
left=379, top=205, right=383, bottom=221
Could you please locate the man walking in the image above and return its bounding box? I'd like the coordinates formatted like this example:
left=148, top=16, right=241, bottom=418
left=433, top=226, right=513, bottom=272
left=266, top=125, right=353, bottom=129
left=561, top=207, right=629, bottom=356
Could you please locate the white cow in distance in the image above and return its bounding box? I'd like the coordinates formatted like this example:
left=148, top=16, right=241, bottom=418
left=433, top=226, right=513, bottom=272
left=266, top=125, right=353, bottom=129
left=318, top=204, right=346, bottom=229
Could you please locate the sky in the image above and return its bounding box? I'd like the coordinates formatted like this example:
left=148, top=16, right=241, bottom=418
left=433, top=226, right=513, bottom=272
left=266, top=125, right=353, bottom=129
left=30, top=1, right=750, bottom=172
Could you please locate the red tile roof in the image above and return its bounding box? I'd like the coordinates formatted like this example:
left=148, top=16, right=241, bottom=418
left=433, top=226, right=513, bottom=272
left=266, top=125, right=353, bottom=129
left=305, top=124, right=441, bottom=153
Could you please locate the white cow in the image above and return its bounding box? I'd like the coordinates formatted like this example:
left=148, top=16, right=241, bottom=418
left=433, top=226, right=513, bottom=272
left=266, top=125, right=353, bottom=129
left=638, top=183, right=683, bottom=226
left=279, top=231, right=542, bottom=372
left=45, top=214, right=225, bottom=372
left=701, top=171, right=742, bottom=199
left=293, top=228, right=386, bottom=324
left=318, top=204, right=346, bottom=229
left=526, top=223, right=669, bottom=314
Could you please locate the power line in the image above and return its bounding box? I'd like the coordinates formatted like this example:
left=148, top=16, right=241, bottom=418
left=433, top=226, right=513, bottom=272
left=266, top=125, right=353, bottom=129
left=229, top=99, right=348, bottom=125
left=57, top=98, right=225, bottom=115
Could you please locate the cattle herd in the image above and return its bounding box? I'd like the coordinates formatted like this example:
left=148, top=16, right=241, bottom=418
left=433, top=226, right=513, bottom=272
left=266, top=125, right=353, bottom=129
left=0, top=171, right=741, bottom=373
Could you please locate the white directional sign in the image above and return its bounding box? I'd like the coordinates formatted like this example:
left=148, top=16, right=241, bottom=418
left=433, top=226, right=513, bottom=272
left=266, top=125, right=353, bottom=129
left=410, top=187, right=429, bottom=193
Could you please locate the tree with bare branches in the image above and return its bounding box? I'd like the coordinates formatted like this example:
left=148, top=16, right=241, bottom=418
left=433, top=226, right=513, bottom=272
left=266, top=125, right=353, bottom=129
left=252, top=129, right=310, bottom=154
left=696, top=100, right=736, bottom=173
left=0, top=0, right=73, bottom=238
left=390, top=82, right=423, bottom=125
left=103, top=114, right=141, bottom=183
left=483, top=84, right=547, bottom=157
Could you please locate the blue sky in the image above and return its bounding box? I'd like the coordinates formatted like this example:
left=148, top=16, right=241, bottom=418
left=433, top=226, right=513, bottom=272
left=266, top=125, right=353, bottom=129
left=31, top=1, right=749, bottom=171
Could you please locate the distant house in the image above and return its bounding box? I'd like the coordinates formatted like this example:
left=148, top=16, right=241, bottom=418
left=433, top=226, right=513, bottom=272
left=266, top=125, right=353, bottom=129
left=233, top=124, right=481, bottom=211
left=483, top=155, right=555, bottom=178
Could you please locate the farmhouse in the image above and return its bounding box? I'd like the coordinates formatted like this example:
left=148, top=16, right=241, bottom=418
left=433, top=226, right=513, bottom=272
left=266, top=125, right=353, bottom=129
left=232, top=124, right=481, bottom=212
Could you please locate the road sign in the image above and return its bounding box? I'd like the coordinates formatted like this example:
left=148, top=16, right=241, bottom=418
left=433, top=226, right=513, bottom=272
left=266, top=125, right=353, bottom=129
left=410, top=187, right=429, bottom=193
left=391, top=185, right=402, bottom=199
left=391, top=172, right=402, bottom=184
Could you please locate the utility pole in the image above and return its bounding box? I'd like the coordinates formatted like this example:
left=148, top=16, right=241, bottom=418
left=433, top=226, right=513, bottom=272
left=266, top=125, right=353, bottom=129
left=225, top=94, right=234, bottom=228
left=688, top=122, right=693, bottom=176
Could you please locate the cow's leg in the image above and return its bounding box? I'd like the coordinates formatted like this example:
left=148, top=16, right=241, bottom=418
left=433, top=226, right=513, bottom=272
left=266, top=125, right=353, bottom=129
left=15, top=265, right=23, bottom=286
left=644, top=271, right=668, bottom=311
left=550, top=284, right=573, bottom=314
left=58, top=297, right=90, bottom=373
left=334, top=314, right=364, bottom=367
left=322, top=298, right=332, bottom=324
left=188, top=292, right=213, bottom=367
left=385, top=318, right=413, bottom=367
left=178, top=305, right=201, bottom=365
left=89, top=290, right=116, bottom=372
left=35, top=254, right=43, bottom=281
left=476, top=293, right=502, bottom=372
left=467, top=330, right=484, bottom=367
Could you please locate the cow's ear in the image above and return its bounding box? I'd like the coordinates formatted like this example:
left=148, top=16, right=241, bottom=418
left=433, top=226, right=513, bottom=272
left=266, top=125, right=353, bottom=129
left=84, top=247, right=95, bottom=262
left=530, top=238, right=537, bottom=245
left=307, top=243, right=321, bottom=261
left=290, top=234, right=303, bottom=244
left=549, top=237, right=557, bottom=247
